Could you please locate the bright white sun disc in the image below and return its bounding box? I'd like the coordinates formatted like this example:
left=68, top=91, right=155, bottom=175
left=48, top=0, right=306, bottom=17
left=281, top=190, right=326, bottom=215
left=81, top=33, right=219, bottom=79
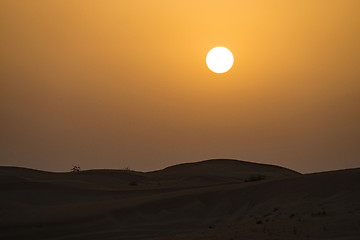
left=206, top=47, right=234, bottom=73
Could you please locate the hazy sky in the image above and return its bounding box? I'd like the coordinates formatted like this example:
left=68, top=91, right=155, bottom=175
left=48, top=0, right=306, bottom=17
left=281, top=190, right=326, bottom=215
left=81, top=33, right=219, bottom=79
left=1, top=0, right=359, bottom=173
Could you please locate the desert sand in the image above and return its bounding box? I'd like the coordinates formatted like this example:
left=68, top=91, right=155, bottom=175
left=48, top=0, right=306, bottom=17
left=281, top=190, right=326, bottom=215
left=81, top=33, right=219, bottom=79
left=1, top=159, right=359, bottom=240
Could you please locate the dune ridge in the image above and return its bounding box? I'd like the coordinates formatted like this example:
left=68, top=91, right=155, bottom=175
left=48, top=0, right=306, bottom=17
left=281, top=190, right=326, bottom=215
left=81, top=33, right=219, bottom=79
left=1, top=159, right=359, bottom=240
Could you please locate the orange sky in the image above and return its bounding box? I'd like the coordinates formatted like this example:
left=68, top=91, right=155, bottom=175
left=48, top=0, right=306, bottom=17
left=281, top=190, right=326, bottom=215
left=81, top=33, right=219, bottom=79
left=1, top=0, right=359, bottom=173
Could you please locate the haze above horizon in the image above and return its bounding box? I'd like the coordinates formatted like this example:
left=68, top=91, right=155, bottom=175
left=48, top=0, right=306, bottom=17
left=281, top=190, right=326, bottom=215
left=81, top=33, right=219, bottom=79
left=1, top=0, right=359, bottom=173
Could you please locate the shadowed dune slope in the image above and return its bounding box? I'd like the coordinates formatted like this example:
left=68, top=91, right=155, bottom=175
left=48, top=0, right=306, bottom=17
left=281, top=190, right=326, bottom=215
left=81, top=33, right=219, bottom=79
left=148, top=159, right=300, bottom=186
left=0, top=160, right=359, bottom=240
left=0, top=159, right=300, bottom=188
left=156, top=159, right=300, bottom=177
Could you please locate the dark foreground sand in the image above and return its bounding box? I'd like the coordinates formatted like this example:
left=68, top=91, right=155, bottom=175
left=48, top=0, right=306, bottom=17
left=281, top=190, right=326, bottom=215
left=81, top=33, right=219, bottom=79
left=1, top=159, right=359, bottom=240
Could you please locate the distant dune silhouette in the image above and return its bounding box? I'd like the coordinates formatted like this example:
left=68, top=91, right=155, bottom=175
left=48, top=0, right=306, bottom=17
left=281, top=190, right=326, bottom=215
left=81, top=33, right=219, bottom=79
left=1, top=159, right=359, bottom=239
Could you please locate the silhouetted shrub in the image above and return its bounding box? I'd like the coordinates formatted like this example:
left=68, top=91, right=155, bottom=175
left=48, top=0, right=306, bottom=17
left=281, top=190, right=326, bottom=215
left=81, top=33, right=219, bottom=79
left=245, top=175, right=265, bottom=182
left=71, top=165, right=81, bottom=172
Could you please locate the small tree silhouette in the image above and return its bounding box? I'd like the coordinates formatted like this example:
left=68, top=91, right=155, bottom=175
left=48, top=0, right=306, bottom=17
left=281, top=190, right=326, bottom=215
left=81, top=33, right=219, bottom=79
left=71, top=165, right=81, bottom=172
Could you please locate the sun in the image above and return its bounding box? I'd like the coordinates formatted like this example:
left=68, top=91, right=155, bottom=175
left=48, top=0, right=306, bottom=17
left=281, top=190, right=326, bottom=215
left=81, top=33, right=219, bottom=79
left=206, top=47, right=234, bottom=73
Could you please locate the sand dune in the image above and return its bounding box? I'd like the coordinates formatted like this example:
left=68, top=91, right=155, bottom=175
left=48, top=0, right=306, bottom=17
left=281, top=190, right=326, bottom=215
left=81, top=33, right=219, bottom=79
left=0, top=159, right=359, bottom=239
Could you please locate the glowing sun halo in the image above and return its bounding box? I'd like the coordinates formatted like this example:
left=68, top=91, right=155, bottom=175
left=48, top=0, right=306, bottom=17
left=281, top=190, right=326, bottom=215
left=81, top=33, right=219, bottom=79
left=206, top=47, right=234, bottom=73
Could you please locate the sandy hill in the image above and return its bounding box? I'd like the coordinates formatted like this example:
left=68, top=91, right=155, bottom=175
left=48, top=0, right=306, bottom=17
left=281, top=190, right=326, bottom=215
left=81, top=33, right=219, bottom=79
left=0, top=159, right=359, bottom=240
left=0, top=159, right=300, bottom=189
left=148, top=159, right=300, bottom=187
